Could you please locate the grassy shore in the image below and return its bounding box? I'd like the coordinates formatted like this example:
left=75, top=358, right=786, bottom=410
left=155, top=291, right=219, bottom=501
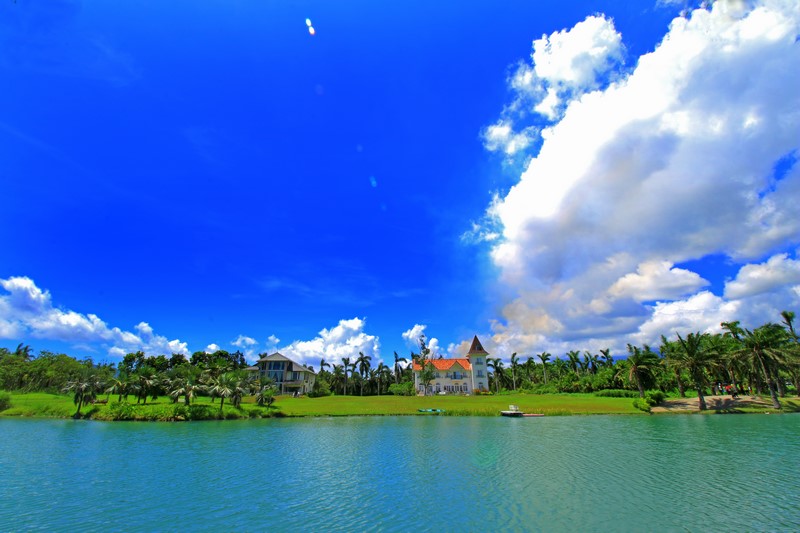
left=1, top=391, right=796, bottom=421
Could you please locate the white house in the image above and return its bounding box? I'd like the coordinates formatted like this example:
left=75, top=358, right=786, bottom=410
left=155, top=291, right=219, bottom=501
left=251, top=352, right=316, bottom=395
left=412, top=336, right=489, bottom=395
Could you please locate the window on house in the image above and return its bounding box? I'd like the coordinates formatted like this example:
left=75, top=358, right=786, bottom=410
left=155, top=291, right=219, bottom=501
left=477, top=370, right=484, bottom=377
left=475, top=358, right=483, bottom=365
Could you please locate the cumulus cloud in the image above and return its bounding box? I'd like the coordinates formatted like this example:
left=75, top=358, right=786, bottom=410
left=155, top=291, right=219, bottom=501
left=511, top=15, right=624, bottom=119
left=482, top=120, right=536, bottom=156
left=278, top=317, right=381, bottom=369
left=205, top=343, right=221, bottom=353
left=607, top=261, right=708, bottom=301
left=724, top=253, right=800, bottom=299
left=0, top=276, right=190, bottom=357
left=477, top=1, right=800, bottom=355
left=401, top=324, right=445, bottom=356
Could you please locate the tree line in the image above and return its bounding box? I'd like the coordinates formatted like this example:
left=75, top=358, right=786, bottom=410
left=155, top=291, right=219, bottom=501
left=0, top=347, right=276, bottom=416
left=2, top=310, right=798, bottom=411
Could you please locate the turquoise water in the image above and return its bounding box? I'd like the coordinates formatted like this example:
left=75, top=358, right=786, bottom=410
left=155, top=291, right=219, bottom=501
left=1, top=415, right=798, bottom=532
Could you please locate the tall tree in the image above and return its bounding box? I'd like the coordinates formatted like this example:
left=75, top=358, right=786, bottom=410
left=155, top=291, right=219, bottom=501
left=342, top=357, right=352, bottom=396
left=538, top=352, right=551, bottom=385
left=669, top=332, right=720, bottom=410
left=617, top=344, right=660, bottom=398
left=509, top=353, right=519, bottom=391
left=393, top=351, right=407, bottom=384
left=734, top=324, right=789, bottom=409
left=356, top=352, right=372, bottom=396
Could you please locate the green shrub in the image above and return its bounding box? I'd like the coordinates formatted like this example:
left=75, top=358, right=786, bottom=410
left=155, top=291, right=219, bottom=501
left=0, top=391, right=12, bottom=411
left=645, top=391, right=665, bottom=406
left=308, top=379, right=332, bottom=398
left=595, top=389, right=638, bottom=398
left=632, top=398, right=651, bottom=412
left=388, top=382, right=414, bottom=396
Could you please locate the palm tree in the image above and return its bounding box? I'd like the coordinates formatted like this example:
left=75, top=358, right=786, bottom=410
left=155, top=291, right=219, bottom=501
left=599, top=348, right=614, bottom=368
left=583, top=352, right=599, bottom=375
left=133, top=366, right=158, bottom=404
left=106, top=374, right=132, bottom=402
left=319, top=358, right=331, bottom=376
left=487, top=358, right=505, bottom=394
left=330, top=364, right=344, bottom=395
left=779, top=311, right=800, bottom=393
left=255, top=384, right=277, bottom=407
left=376, top=363, right=391, bottom=395
left=356, top=352, right=372, bottom=396
left=538, top=352, right=551, bottom=385
left=342, top=357, right=352, bottom=396
left=617, top=344, right=660, bottom=398
left=566, top=350, right=581, bottom=377
left=669, top=332, right=720, bottom=410
left=169, top=374, right=201, bottom=406
left=734, top=324, right=789, bottom=409
left=509, top=353, right=519, bottom=391
left=63, top=372, right=102, bottom=417
left=393, top=351, right=407, bottom=384
left=206, top=372, right=241, bottom=412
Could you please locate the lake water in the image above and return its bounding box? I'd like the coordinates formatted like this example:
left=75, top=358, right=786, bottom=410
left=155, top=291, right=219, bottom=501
left=1, top=414, right=798, bottom=532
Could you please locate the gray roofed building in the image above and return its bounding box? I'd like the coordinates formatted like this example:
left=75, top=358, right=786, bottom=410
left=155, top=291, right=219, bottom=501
left=252, top=352, right=316, bottom=395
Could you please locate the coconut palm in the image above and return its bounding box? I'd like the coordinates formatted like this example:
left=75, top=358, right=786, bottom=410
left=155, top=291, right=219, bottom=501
left=538, top=352, right=551, bottom=385
left=393, top=351, right=407, bottom=384
left=599, top=349, right=614, bottom=369
left=566, top=350, right=581, bottom=377
left=341, top=357, right=352, bottom=396
left=133, top=366, right=159, bottom=404
left=669, top=332, right=720, bottom=410
left=487, top=358, right=505, bottom=393
left=617, top=344, right=660, bottom=398
left=509, top=353, right=519, bottom=391
left=63, top=372, right=102, bottom=417
left=734, top=324, right=789, bottom=409
left=356, top=352, right=372, bottom=396
left=330, top=364, right=344, bottom=394
left=583, top=352, right=599, bottom=375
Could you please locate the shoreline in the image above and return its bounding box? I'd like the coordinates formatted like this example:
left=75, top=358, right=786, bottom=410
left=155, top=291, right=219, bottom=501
left=2, top=391, right=797, bottom=421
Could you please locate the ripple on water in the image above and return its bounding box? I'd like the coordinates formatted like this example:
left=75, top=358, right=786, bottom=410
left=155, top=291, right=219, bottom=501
left=1, top=414, right=799, bottom=531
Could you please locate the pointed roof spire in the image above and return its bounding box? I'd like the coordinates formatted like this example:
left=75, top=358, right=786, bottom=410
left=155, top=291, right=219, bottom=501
left=467, top=335, right=488, bottom=356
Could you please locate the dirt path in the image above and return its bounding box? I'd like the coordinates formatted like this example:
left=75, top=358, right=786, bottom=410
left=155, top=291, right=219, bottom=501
left=651, top=394, right=774, bottom=413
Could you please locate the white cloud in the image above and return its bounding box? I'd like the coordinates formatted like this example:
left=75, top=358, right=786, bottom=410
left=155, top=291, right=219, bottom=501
left=511, top=15, right=624, bottom=120
left=401, top=323, right=445, bottom=356
left=232, top=335, right=258, bottom=348
left=0, top=276, right=190, bottom=357
left=482, top=120, right=536, bottom=155
left=724, top=253, right=800, bottom=299
left=478, top=1, right=800, bottom=355
left=279, top=317, right=381, bottom=369
left=205, top=343, right=221, bottom=353
left=608, top=261, right=708, bottom=301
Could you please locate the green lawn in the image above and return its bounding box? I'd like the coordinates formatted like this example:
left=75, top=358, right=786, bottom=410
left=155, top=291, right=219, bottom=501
left=267, top=393, right=642, bottom=417
left=3, top=391, right=796, bottom=420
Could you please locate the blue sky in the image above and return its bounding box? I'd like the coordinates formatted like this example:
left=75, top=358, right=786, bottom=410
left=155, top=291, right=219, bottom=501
left=2, top=0, right=799, bottom=368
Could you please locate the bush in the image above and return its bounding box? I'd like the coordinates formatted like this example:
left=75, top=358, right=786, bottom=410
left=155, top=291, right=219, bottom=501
left=595, top=389, right=638, bottom=398
left=388, top=382, right=415, bottom=396
left=632, top=398, right=651, bottom=412
left=309, top=379, right=331, bottom=398
left=0, top=391, right=11, bottom=411
left=645, top=390, right=665, bottom=406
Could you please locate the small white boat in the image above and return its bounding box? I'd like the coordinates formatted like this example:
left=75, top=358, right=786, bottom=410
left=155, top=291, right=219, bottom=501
left=500, top=404, right=544, bottom=417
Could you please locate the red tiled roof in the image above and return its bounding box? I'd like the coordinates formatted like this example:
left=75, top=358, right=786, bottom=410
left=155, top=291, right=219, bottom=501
left=412, top=358, right=471, bottom=371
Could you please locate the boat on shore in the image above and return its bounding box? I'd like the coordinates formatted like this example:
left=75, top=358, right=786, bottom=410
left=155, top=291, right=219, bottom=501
left=500, top=405, right=544, bottom=417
